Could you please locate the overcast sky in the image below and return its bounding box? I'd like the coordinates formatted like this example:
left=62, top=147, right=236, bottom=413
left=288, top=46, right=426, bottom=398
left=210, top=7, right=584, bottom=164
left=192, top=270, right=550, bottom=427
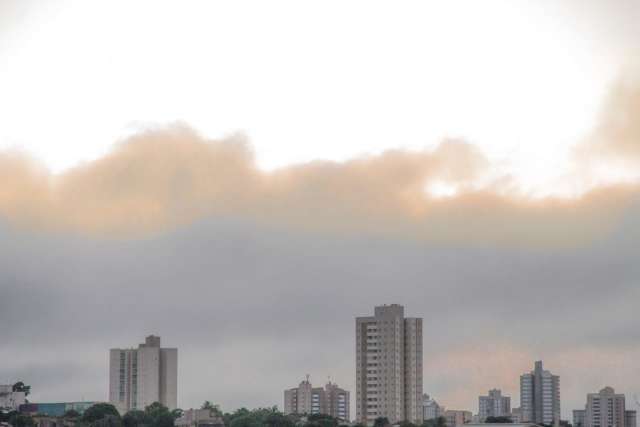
left=1, top=0, right=640, bottom=421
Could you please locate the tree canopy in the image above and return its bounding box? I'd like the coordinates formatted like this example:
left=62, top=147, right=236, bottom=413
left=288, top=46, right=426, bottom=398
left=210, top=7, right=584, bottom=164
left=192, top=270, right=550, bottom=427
left=83, top=403, right=121, bottom=424
left=485, top=416, right=513, bottom=424
left=374, top=417, right=390, bottom=427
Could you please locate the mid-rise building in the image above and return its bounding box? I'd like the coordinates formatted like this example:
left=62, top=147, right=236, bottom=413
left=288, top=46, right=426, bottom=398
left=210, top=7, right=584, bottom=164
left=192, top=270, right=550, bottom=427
left=108, top=335, right=178, bottom=412
left=520, top=361, right=560, bottom=427
left=574, top=410, right=586, bottom=427
left=356, top=304, right=423, bottom=425
left=478, top=389, right=511, bottom=421
left=0, top=385, right=26, bottom=411
left=577, top=387, right=636, bottom=427
left=284, top=376, right=350, bottom=421
left=423, top=394, right=445, bottom=421
left=444, top=410, right=472, bottom=427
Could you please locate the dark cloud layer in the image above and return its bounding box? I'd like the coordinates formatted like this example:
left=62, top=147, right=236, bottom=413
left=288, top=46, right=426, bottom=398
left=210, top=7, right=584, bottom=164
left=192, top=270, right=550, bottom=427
left=1, top=204, right=639, bottom=417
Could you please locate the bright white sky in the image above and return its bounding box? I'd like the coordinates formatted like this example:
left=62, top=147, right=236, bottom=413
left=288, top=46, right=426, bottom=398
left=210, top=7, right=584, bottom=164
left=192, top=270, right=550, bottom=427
left=1, top=0, right=638, bottom=194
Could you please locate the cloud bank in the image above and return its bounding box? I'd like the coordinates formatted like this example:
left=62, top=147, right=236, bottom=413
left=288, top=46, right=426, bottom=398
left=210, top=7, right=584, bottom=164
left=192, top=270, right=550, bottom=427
left=1, top=76, right=640, bottom=419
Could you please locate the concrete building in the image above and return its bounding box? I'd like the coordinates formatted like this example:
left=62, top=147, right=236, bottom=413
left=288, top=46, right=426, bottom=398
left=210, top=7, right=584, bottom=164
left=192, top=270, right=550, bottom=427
left=520, top=361, right=560, bottom=427
left=444, top=410, right=472, bottom=427
left=478, top=389, right=511, bottom=421
left=511, top=408, right=523, bottom=423
left=577, top=387, right=636, bottom=427
left=356, top=304, right=423, bottom=425
left=0, top=385, right=26, bottom=411
left=109, top=335, right=178, bottom=412
left=175, top=409, right=224, bottom=427
left=574, top=410, right=586, bottom=427
left=284, top=376, right=350, bottom=421
left=423, top=394, right=445, bottom=421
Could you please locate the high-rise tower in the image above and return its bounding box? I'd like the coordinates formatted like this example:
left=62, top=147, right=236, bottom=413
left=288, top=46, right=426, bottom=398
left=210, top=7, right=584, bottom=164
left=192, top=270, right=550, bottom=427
left=356, top=304, right=423, bottom=425
left=109, top=335, right=178, bottom=412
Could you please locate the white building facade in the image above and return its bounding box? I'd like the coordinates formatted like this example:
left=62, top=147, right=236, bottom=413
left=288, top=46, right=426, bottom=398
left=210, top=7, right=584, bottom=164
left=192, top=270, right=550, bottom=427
left=423, top=394, right=445, bottom=421
left=0, top=385, right=26, bottom=411
left=109, top=335, right=178, bottom=412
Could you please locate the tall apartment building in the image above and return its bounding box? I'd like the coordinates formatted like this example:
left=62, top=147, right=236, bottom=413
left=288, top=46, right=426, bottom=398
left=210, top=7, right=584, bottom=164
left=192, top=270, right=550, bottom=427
left=577, top=387, right=636, bottom=427
left=284, top=376, right=350, bottom=421
left=109, top=335, right=178, bottom=412
left=356, top=304, right=423, bottom=425
left=479, top=389, right=511, bottom=421
left=520, top=361, right=560, bottom=427
left=423, top=394, right=445, bottom=421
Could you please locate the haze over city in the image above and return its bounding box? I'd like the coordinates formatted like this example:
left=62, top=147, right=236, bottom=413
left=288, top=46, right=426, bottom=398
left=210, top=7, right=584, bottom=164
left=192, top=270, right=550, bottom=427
left=1, top=0, right=639, bottom=424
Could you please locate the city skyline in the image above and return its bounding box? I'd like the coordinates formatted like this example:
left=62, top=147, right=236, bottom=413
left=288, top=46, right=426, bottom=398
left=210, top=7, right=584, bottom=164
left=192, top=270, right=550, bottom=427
left=1, top=0, right=640, bottom=423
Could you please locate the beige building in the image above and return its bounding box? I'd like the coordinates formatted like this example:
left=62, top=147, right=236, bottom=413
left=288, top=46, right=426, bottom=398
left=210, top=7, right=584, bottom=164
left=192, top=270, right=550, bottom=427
left=175, top=408, right=224, bottom=427
left=356, top=304, right=423, bottom=425
left=578, top=387, right=636, bottom=427
left=284, top=376, right=350, bottom=421
left=109, top=335, right=178, bottom=412
left=444, top=410, right=472, bottom=427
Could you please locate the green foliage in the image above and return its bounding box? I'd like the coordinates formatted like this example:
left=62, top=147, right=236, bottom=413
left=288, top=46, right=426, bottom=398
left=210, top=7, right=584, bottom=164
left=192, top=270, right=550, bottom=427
left=64, top=409, right=82, bottom=419
left=374, top=417, right=390, bottom=427
left=83, top=403, right=121, bottom=424
left=92, top=415, right=123, bottom=427
left=485, top=417, right=512, bottom=424
left=421, top=417, right=446, bottom=427
left=171, top=409, right=184, bottom=420
left=304, top=414, right=338, bottom=427
left=144, top=402, right=175, bottom=427
left=122, top=410, right=147, bottom=427
left=400, top=421, right=418, bottom=427
left=226, top=407, right=294, bottom=427
left=8, top=414, right=35, bottom=427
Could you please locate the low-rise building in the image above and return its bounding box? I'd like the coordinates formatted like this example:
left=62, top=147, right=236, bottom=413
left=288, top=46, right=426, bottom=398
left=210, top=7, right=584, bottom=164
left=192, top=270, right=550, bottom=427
left=19, top=402, right=97, bottom=417
left=573, top=409, right=586, bottom=427
left=423, top=394, right=445, bottom=421
left=0, top=385, right=27, bottom=411
left=511, top=408, right=523, bottom=423
left=626, top=410, right=637, bottom=427
left=175, top=409, right=224, bottom=427
left=444, top=410, right=472, bottom=427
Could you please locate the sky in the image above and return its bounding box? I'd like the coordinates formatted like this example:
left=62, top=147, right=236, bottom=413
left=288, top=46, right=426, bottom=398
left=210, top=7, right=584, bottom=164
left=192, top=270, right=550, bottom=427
left=1, top=0, right=640, bottom=421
